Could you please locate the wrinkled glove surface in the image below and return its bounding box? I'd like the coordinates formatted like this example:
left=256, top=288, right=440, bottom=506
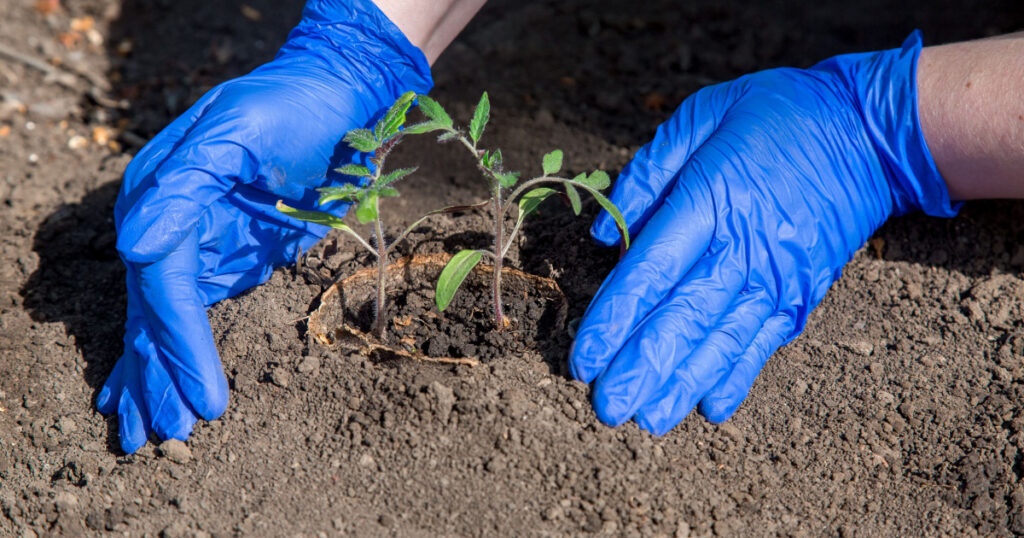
left=573, top=32, right=959, bottom=435
left=99, top=0, right=432, bottom=453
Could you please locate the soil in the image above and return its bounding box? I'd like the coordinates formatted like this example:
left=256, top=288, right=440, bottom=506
left=312, top=251, right=569, bottom=363
left=2, top=0, right=1024, bottom=536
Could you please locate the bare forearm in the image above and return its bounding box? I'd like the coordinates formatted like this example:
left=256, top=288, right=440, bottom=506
left=372, top=0, right=486, bottom=64
left=918, top=32, right=1024, bottom=200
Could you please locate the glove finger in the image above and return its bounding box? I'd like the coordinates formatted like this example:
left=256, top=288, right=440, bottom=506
left=132, top=230, right=229, bottom=420
left=589, top=251, right=747, bottom=426
left=570, top=169, right=716, bottom=384
left=96, top=353, right=126, bottom=415
left=591, top=82, right=738, bottom=246
left=138, top=331, right=199, bottom=441
left=117, top=386, right=151, bottom=454
left=113, top=267, right=200, bottom=440
left=114, top=350, right=152, bottom=454
left=98, top=278, right=153, bottom=415
left=632, top=289, right=775, bottom=435
left=698, top=313, right=797, bottom=423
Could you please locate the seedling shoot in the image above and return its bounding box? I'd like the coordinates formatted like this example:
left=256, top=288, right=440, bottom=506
left=277, top=91, right=446, bottom=340
left=407, top=92, right=630, bottom=329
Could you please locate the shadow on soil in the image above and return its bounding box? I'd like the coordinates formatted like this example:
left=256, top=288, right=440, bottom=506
left=20, top=180, right=124, bottom=452
left=876, top=200, right=1024, bottom=278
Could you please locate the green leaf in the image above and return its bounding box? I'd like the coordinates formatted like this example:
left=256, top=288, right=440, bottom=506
left=378, top=166, right=418, bottom=187
left=317, top=184, right=362, bottom=204
left=378, top=187, right=400, bottom=197
left=354, top=190, right=379, bottom=224
left=343, top=129, right=378, bottom=152
left=403, top=121, right=449, bottom=135
left=469, top=92, right=490, bottom=144
left=335, top=164, right=371, bottom=177
left=379, top=91, right=416, bottom=141
left=542, top=149, right=563, bottom=176
left=416, top=94, right=452, bottom=128
left=518, top=187, right=556, bottom=218
left=276, top=200, right=353, bottom=232
left=497, top=171, right=520, bottom=189
left=482, top=149, right=504, bottom=170
left=575, top=170, right=610, bottom=190
left=585, top=172, right=606, bottom=190
left=436, top=249, right=484, bottom=311
left=564, top=182, right=582, bottom=215
left=580, top=186, right=630, bottom=248
left=482, top=149, right=504, bottom=171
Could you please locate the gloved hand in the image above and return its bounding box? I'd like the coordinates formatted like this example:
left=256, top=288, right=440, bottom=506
left=572, top=32, right=960, bottom=435
left=98, top=0, right=432, bottom=453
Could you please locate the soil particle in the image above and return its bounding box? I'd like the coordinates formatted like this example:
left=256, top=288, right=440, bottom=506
left=53, top=491, right=78, bottom=512
left=158, top=440, right=192, bottom=464
left=160, top=521, right=189, bottom=538
left=296, top=356, right=320, bottom=374
left=840, top=340, right=874, bottom=357
left=378, top=513, right=396, bottom=528
left=717, top=422, right=744, bottom=444
left=428, top=381, right=456, bottom=423
left=269, top=366, right=291, bottom=388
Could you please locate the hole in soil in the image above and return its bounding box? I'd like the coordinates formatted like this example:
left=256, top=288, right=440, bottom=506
left=310, top=254, right=568, bottom=362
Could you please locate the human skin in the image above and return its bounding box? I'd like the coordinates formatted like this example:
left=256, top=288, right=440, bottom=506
left=918, top=32, right=1024, bottom=200
left=372, top=0, right=487, bottom=64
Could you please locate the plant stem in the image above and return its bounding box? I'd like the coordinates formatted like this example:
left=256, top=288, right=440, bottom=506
left=374, top=204, right=388, bottom=341
left=491, top=187, right=505, bottom=329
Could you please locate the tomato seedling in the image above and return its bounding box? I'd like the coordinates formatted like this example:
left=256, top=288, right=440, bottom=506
left=407, top=92, right=630, bottom=328
left=277, top=91, right=466, bottom=340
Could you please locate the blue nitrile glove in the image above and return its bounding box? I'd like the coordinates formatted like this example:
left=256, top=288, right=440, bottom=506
left=97, top=0, right=432, bottom=454
left=571, top=32, right=960, bottom=435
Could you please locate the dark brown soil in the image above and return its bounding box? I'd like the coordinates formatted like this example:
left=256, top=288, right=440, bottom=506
left=322, top=251, right=568, bottom=362
left=3, top=0, right=1024, bottom=536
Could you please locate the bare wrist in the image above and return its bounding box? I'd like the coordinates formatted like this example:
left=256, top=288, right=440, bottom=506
left=372, top=0, right=486, bottom=64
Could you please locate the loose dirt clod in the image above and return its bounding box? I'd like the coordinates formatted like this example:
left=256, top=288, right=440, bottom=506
left=158, top=440, right=192, bottom=464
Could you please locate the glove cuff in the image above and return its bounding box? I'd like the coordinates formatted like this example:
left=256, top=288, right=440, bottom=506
left=814, top=31, right=962, bottom=218
left=279, top=0, right=434, bottom=107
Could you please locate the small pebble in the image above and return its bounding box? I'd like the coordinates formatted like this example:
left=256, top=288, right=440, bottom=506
left=297, top=356, right=320, bottom=374
left=718, top=422, right=744, bottom=444
left=485, top=456, right=506, bottom=473
left=841, top=341, right=874, bottom=357
left=429, top=381, right=455, bottom=423
left=270, top=367, right=291, bottom=388
left=67, top=135, right=88, bottom=149
left=54, top=491, right=78, bottom=511
left=160, top=521, right=188, bottom=538
left=158, top=439, right=192, bottom=464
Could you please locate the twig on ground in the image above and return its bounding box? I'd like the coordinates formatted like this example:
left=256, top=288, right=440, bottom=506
left=0, top=41, right=78, bottom=89
left=0, top=41, right=124, bottom=109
